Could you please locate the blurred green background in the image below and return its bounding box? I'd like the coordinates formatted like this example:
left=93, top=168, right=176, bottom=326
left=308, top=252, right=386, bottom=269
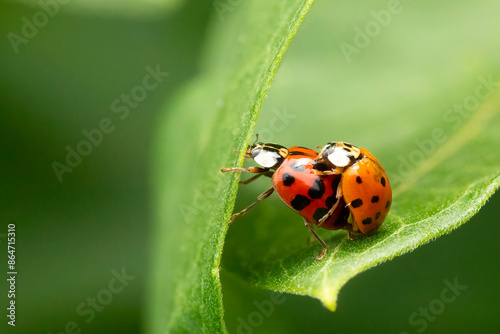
left=1, top=0, right=499, bottom=333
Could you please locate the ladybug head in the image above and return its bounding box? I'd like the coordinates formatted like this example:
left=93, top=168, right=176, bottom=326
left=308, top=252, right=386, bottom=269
left=319, top=141, right=361, bottom=168
left=247, top=142, right=289, bottom=169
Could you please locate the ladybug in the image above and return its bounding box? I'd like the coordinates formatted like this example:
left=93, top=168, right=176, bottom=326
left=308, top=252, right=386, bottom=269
left=222, top=141, right=352, bottom=260
left=313, top=141, right=392, bottom=235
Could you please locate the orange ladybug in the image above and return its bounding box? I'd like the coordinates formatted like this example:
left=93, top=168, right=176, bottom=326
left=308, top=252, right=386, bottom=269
left=313, top=142, right=392, bottom=235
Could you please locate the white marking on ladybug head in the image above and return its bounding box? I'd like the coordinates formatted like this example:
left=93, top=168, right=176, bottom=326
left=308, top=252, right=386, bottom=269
left=320, top=142, right=361, bottom=168
left=327, top=147, right=351, bottom=167
left=254, top=150, right=280, bottom=168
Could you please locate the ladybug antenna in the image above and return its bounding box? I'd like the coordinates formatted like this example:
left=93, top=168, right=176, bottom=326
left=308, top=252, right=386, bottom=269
left=234, top=134, right=261, bottom=154
left=252, top=134, right=259, bottom=147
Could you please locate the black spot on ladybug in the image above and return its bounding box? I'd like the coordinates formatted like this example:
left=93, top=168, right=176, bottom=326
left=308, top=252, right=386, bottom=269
left=308, top=178, right=325, bottom=199
left=282, top=173, right=295, bottom=186
left=351, top=198, right=363, bottom=208
left=290, top=161, right=306, bottom=172
left=356, top=176, right=362, bottom=184
left=362, top=217, right=372, bottom=225
left=313, top=162, right=329, bottom=171
left=344, top=143, right=353, bottom=148
left=313, top=207, right=329, bottom=222
left=291, top=195, right=311, bottom=211
left=375, top=212, right=381, bottom=219
left=331, top=176, right=341, bottom=192
left=385, top=200, right=391, bottom=209
left=371, top=196, right=379, bottom=203
left=381, top=177, right=386, bottom=187
left=325, top=195, right=336, bottom=209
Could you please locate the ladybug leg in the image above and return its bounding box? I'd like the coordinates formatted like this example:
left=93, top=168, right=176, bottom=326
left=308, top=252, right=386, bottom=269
left=239, top=171, right=274, bottom=185
left=349, top=214, right=359, bottom=232
left=303, top=218, right=327, bottom=260
left=317, top=184, right=343, bottom=227
left=221, top=166, right=273, bottom=184
left=228, top=187, right=274, bottom=224
left=313, top=167, right=343, bottom=176
left=314, top=170, right=335, bottom=176
left=342, top=205, right=359, bottom=239
left=221, top=167, right=270, bottom=174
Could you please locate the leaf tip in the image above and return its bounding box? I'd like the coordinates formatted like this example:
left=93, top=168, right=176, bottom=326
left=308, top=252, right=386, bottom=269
left=315, top=285, right=339, bottom=312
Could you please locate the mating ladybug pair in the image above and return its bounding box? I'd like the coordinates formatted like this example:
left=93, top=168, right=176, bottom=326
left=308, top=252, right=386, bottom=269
left=221, top=139, right=392, bottom=260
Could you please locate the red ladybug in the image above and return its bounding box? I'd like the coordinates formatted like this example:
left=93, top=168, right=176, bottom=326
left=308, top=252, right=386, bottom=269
left=222, top=142, right=350, bottom=260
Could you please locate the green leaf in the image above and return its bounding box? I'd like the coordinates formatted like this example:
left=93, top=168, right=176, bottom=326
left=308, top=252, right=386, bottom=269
left=147, top=1, right=314, bottom=333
